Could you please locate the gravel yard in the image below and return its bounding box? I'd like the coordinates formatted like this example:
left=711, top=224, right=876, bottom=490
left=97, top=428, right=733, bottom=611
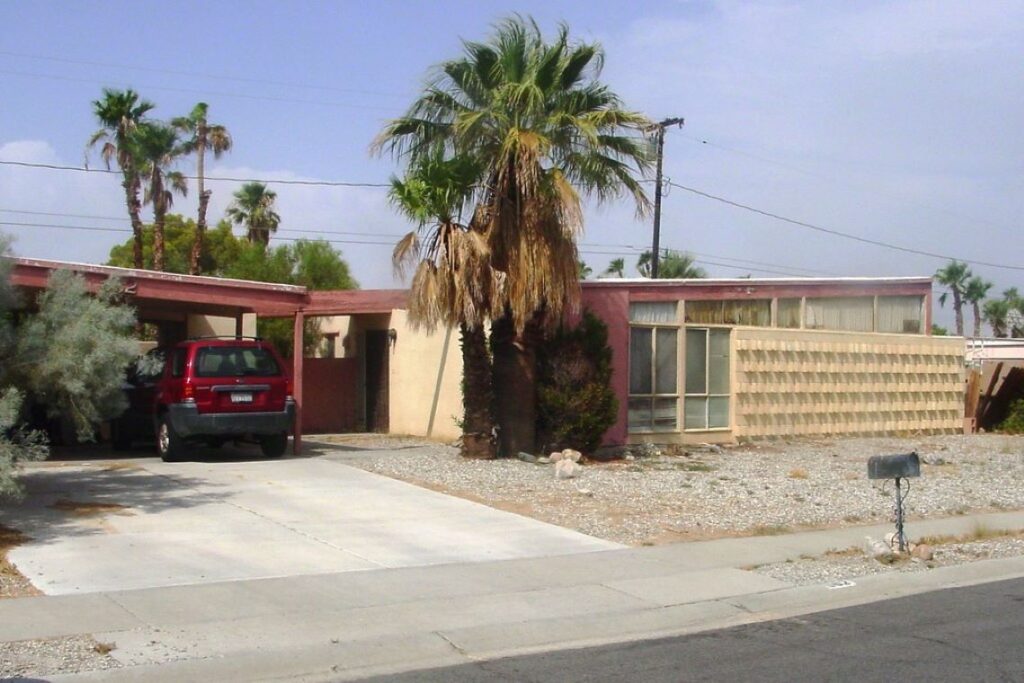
left=0, top=635, right=120, bottom=679
left=754, top=534, right=1024, bottom=586
left=325, top=433, right=1024, bottom=546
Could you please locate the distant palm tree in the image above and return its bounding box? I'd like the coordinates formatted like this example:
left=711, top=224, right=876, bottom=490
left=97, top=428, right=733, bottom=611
left=602, top=258, right=625, bottom=278
left=172, top=103, right=232, bottom=275
left=227, top=182, right=280, bottom=247
left=935, top=260, right=971, bottom=336
left=578, top=261, right=593, bottom=280
left=134, top=122, right=188, bottom=272
left=637, top=249, right=706, bottom=279
left=983, top=299, right=1011, bottom=338
left=963, top=276, right=992, bottom=338
left=87, top=88, right=154, bottom=269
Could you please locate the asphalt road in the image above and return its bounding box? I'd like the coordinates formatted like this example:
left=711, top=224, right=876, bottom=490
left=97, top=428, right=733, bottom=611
left=372, top=577, right=1024, bottom=682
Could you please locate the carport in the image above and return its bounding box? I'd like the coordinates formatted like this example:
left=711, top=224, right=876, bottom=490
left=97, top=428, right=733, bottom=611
left=8, top=257, right=312, bottom=452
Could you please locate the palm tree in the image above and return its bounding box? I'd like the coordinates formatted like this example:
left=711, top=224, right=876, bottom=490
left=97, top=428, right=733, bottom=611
left=172, top=103, right=232, bottom=275
left=87, top=88, right=154, bottom=269
left=227, top=182, right=280, bottom=247
left=637, top=249, right=706, bottom=278
left=963, top=275, right=992, bottom=338
left=375, top=16, right=652, bottom=455
left=578, top=260, right=592, bottom=280
left=389, top=156, right=498, bottom=458
left=134, top=122, right=188, bottom=272
left=602, top=258, right=625, bottom=278
left=983, top=299, right=1011, bottom=338
left=935, top=260, right=971, bottom=336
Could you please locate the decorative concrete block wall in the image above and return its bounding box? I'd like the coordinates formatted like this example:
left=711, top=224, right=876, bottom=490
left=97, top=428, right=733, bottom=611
left=733, top=329, right=964, bottom=438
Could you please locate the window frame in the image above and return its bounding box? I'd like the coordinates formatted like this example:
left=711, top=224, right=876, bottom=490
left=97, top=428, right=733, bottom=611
left=683, top=326, right=732, bottom=432
left=628, top=304, right=680, bottom=433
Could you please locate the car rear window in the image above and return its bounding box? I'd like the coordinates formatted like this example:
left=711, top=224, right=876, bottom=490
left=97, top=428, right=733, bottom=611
left=194, top=347, right=281, bottom=377
left=171, top=348, right=187, bottom=378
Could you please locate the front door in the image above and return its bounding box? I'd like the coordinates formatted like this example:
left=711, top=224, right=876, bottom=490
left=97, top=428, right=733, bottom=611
left=364, top=330, right=390, bottom=432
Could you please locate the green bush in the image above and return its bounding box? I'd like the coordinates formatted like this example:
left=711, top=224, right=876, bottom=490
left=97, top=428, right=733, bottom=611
left=999, top=399, right=1024, bottom=434
left=536, top=311, right=618, bottom=454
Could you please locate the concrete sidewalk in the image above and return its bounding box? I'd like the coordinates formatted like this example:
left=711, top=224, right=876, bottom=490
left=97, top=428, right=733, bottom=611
left=3, top=510, right=1023, bottom=682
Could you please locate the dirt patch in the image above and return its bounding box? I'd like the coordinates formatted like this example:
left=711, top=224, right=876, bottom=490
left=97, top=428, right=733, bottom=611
left=48, top=499, right=132, bottom=516
left=0, top=524, right=40, bottom=599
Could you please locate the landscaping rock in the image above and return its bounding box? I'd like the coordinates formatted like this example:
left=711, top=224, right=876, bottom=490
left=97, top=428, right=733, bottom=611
left=517, top=452, right=538, bottom=464
left=912, top=543, right=934, bottom=561
left=555, top=459, right=580, bottom=479
left=561, top=448, right=582, bottom=463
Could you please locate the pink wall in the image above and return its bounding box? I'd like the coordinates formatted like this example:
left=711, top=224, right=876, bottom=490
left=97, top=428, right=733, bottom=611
left=580, top=288, right=631, bottom=446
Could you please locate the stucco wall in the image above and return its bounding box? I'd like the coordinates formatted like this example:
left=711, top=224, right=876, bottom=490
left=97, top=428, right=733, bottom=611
left=732, top=328, right=964, bottom=438
left=387, top=310, right=463, bottom=441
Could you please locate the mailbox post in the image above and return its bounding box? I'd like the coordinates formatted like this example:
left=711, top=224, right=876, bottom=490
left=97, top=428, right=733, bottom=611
left=867, top=452, right=920, bottom=553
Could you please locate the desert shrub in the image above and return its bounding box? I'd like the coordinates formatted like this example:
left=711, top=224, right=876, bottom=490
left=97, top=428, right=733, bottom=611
left=536, top=310, right=618, bottom=454
left=1, top=240, right=137, bottom=498
left=999, top=399, right=1024, bottom=434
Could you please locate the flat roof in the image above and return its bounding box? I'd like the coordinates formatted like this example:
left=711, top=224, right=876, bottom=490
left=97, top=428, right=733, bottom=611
left=8, top=257, right=307, bottom=294
left=582, top=276, right=933, bottom=287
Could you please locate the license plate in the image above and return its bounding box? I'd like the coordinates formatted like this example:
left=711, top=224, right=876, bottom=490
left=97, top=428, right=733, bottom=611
left=230, top=392, right=253, bottom=403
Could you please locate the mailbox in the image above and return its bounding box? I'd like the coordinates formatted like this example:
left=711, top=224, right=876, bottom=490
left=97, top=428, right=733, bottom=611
left=867, top=452, right=920, bottom=480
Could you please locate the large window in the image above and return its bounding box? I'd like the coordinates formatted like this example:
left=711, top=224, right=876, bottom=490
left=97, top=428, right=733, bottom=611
left=629, top=303, right=679, bottom=431
left=685, top=299, right=771, bottom=326
left=804, top=297, right=874, bottom=332
left=877, top=295, right=924, bottom=333
left=684, top=328, right=730, bottom=430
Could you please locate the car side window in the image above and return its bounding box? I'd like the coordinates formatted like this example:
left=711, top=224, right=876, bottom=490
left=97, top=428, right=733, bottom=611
left=171, top=349, right=187, bottom=378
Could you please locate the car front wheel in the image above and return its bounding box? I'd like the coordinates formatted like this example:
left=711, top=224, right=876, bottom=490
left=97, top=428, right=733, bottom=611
left=157, top=416, right=184, bottom=462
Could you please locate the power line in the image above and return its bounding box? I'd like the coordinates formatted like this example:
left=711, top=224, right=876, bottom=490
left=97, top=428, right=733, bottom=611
left=681, top=132, right=1017, bottom=236
left=1, top=217, right=817, bottom=276
left=0, top=69, right=399, bottom=113
left=0, top=50, right=410, bottom=100
left=0, top=159, right=390, bottom=187
left=666, top=180, right=1024, bottom=272
left=5, top=158, right=1017, bottom=271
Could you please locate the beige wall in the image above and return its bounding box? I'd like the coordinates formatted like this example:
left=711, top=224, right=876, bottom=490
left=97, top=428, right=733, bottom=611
left=186, top=313, right=256, bottom=338
left=733, top=327, right=964, bottom=439
left=387, top=310, right=463, bottom=441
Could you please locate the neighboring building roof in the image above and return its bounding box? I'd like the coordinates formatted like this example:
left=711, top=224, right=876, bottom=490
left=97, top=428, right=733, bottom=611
left=582, top=276, right=933, bottom=300
left=966, top=338, right=1024, bottom=362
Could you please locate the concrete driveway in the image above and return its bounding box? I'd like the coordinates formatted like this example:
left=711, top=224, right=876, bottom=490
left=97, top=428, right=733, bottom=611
left=1, top=443, right=620, bottom=595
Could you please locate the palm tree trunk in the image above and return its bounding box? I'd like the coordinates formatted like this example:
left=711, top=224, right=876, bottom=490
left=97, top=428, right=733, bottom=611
left=972, top=302, right=982, bottom=338
left=123, top=174, right=145, bottom=269
left=460, top=323, right=495, bottom=459
left=153, top=179, right=166, bottom=272
left=189, top=136, right=207, bottom=275
left=491, top=314, right=539, bottom=457
left=953, top=290, right=964, bottom=336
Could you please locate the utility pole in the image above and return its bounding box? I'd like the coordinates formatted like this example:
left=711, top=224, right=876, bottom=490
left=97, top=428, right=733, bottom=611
left=649, top=117, right=684, bottom=278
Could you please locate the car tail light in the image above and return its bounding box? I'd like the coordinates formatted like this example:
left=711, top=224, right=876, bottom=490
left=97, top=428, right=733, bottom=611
left=183, top=380, right=194, bottom=401
left=286, top=376, right=294, bottom=400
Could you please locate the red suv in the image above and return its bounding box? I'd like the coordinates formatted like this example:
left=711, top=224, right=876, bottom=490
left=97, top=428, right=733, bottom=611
left=153, top=337, right=295, bottom=461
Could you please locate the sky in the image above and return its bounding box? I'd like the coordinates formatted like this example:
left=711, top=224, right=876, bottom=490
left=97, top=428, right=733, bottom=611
left=1, top=0, right=1022, bottom=332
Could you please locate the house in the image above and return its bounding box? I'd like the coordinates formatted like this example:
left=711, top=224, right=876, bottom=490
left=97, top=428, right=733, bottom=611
left=316, top=275, right=966, bottom=447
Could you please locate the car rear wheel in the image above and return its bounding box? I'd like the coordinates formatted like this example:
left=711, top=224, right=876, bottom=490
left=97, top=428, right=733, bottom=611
left=260, top=432, right=288, bottom=458
left=157, top=416, right=184, bottom=462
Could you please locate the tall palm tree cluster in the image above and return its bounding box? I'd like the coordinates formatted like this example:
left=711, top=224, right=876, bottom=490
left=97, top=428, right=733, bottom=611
left=376, top=16, right=653, bottom=458
left=88, top=89, right=278, bottom=273
left=935, top=259, right=1023, bottom=338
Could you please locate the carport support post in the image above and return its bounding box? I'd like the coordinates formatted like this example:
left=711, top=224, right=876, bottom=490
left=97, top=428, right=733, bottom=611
left=292, top=311, right=304, bottom=455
